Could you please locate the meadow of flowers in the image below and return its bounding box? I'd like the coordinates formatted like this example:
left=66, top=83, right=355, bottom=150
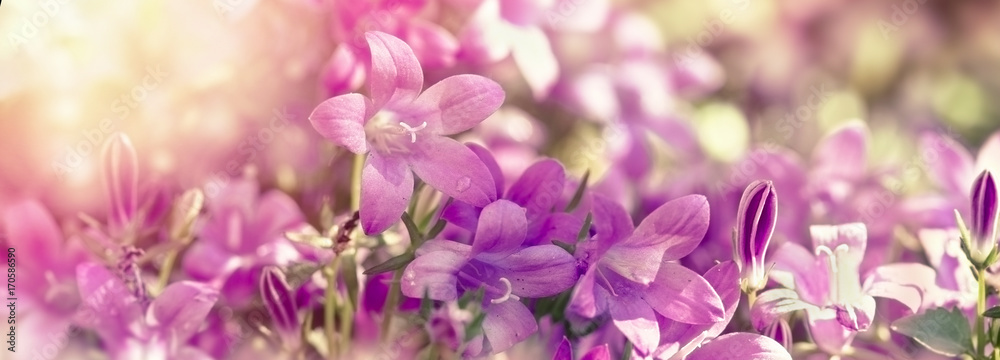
left=3, top=0, right=1000, bottom=359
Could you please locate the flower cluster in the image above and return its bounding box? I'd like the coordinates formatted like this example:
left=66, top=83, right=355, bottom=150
left=8, top=1, right=1000, bottom=360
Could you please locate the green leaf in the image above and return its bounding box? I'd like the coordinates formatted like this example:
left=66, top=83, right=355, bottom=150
left=401, top=212, right=425, bottom=249
left=363, top=252, right=415, bottom=275
left=621, top=340, right=633, bottom=360
left=891, top=307, right=973, bottom=357
left=426, top=219, right=448, bottom=240
left=552, top=240, right=575, bottom=254
left=419, top=289, right=433, bottom=322
left=985, top=306, right=1000, bottom=319
left=342, top=254, right=359, bottom=310
left=464, top=312, right=487, bottom=342
left=564, top=170, right=590, bottom=213
left=577, top=213, right=593, bottom=242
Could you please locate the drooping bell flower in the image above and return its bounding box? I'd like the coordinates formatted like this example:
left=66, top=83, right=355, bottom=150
left=752, top=223, right=935, bottom=354
left=733, top=180, right=777, bottom=293
left=966, top=169, right=999, bottom=266
left=309, top=31, right=505, bottom=235
left=260, top=266, right=300, bottom=349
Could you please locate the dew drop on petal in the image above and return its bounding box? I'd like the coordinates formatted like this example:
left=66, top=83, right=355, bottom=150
left=456, top=176, right=471, bottom=193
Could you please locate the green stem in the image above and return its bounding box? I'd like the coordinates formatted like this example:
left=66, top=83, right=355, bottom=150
left=747, top=290, right=758, bottom=310
left=157, top=249, right=179, bottom=292
left=351, top=152, right=364, bottom=212
left=978, top=267, right=988, bottom=358
left=324, top=257, right=342, bottom=359
left=381, top=268, right=404, bottom=340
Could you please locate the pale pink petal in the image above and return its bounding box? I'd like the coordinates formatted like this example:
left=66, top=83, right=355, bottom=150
left=408, top=136, right=497, bottom=207
left=412, top=74, right=505, bottom=135
left=366, top=31, right=425, bottom=108
left=482, top=300, right=538, bottom=353
left=360, top=151, right=414, bottom=234
left=309, top=93, right=372, bottom=154
left=863, top=263, right=936, bottom=314
left=643, top=262, right=724, bottom=324
left=608, top=294, right=659, bottom=356
left=686, top=333, right=792, bottom=360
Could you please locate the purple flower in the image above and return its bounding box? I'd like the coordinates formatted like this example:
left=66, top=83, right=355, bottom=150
left=917, top=228, right=977, bottom=311
left=401, top=200, right=578, bottom=354
left=181, top=178, right=307, bottom=306
left=651, top=260, right=741, bottom=359
left=753, top=223, right=935, bottom=354
left=683, top=333, right=792, bottom=360
left=967, top=169, right=999, bottom=265
left=309, top=31, right=505, bottom=235
left=75, top=262, right=218, bottom=360
left=568, top=195, right=723, bottom=356
left=733, top=180, right=777, bottom=293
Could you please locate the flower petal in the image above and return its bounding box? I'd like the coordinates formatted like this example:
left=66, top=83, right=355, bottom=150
left=309, top=93, right=372, bottom=154
left=811, top=120, right=868, bottom=182
left=360, top=151, right=414, bottom=234
left=806, top=307, right=856, bottom=354
left=580, top=344, right=611, bottom=360
left=472, top=200, right=528, bottom=257
left=590, top=195, right=634, bottom=251
left=401, top=250, right=467, bottom=301
left=147, top=281, right=219, bottom=343
left=604, top=195, right=709, bottom=284
left=506, top=158, right=566, bottom=217
left=75, top=262, right=141, bottom=340
left=495, top=245, right=578, bottom=297
left=750, top=289, right=816, bottom=332
left=553, top=337, right=572, bottom=360
left=769, top=243, right=827, bottom=305
left=643, top=262, right=724, bottom=324
left=920, top=132, right=974, bottom=195
left=863, top=263, right=936, bottom=314
left=101, top=133, right=138, bottom=231
left=686, top=333, right=792, bottom=360
left=568, top=266, right=607, bottom=318
left=482, top=300, right=538, bottom=353
left=413, top=74, right=505, bottom=135
left=366, top=31, right=424, bottom=109
left=409, top=136, right=497, bottom=207
left=608, top=294, right=659, bottom=356
left=468, top=142, right=505, bottom=199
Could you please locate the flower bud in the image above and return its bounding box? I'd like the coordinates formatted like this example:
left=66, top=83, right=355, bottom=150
left=733, top=180, right=777, bottom=293
left=969, top=170, right=999, bottom=266
left=101, top=133, right=138, bottom=233
left=260, top=266, right=300, bottom=348
left=764, top=318, right=792, bottom=351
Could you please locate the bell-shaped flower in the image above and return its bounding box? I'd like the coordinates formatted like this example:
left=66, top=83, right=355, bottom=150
left=401, top=200, right=578, bottom=354
left=733, top=180, right=777, bottom=293
left=753, top=223, right=935, bottom=354
left=568, top=195, right=723, bottom=356
left=310, top=31, right=505, bottom=235
left=651, top=260, right=741, bottom=360
left=260, top=266, right=300, bottom=349
left=75, top=262, right=218, bottom=360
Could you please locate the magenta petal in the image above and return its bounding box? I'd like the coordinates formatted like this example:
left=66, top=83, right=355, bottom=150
left=4, top=201, right=66, bottom=279
left=686, top=333, right=792, bottom=360
left=360, top=151, right=414, bottom=234
left=750, top=289, right=815, bottom=332
left=148, top=281, right=219, bottom=343
left=806, top=308, right=856, bottom=354
left=920, top=132, right=974, bottom=194
left=568, top=266, right=606, bottom=318
left=811, top=120, right=869, bottom=182
left=252, top=190, right=307, bottom=240
left=468, top=142, right=505, bottom=199
left=833, top=296, right=875, bottom=331
left=506, top=159, right=566, bottom=216
left=309, top=93, right=372, bottom=154
left=701, top=260, right=742, bottom=334
left=472, top=200, right=527, bottom=257
left=366, top=31, right=424, bottom=109
left=643, top=262, right=724, bottom=324
left=552, top=337, right=572, bottom=360
left=482, top=300, right=538, bottom=353
left=591, top=195, right=634, bottom=249
left=495, top=245, right=578, bottom=297
left=409, top=136, right=497, bottom=207
left=769, top=243, right=827, bottom=304
left=413, top=74, right=505, bottom=135
left=863, top=263, right=936, bottom=314
left=75, top=262, right=141, bottom=340
left=629, top=194, right=710, bottom=261
left=401, top=250, right=466, bottom=301
left=580, top=344, right=611, bottom=360
left=403, top=20, right=459, bottom=68
left=809, top=223, right=867, bottom=273
left=608, top=294, right=659, bottom=356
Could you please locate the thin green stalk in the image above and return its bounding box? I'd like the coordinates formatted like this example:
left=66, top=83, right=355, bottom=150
left=157, top=250, right=179, bottom=292
left=978, top=268, right=988, bottom=358
left=351, top=152, right=364, bottom=212
left=324, top=257, right=342, bottom=358
left=747, top=290, right=757, bottom=309
left=381, top=268, right=405, bottom=340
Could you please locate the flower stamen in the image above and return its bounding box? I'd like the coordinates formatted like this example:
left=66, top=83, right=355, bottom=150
left=398, top=121, right=428, bottom=143
left=490, top=278, right=520, bottom=304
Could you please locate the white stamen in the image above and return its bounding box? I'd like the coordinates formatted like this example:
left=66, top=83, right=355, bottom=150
left=815, top=245, right=837, bottom=273
left=398, top=121, right=428, bottom=143
left=490, top=278, right=520, bottom=304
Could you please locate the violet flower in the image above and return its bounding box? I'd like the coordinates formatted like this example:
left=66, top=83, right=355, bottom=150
left=651, top=260, right=741, bottom=359
left=753, top=223, right=935, bottom=355
left=568, top=195, right=723, bottom=356
left=733, top=180, right=777, bottom=293
left=309, top=31, right=505, bottom=235
left=401, top=199, right=578, bottom=354
left=75, top=262, right=218, bottom=360
left=966, top=169, right=999, bottom=265
left=181, top=177, right=308, bottom=306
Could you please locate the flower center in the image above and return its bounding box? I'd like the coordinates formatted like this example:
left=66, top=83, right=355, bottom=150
left=456, top=267, right=520, bottom=305
left=366, top=111, right=428, bottom=154
left=814, top=244, right=860, bottom=307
